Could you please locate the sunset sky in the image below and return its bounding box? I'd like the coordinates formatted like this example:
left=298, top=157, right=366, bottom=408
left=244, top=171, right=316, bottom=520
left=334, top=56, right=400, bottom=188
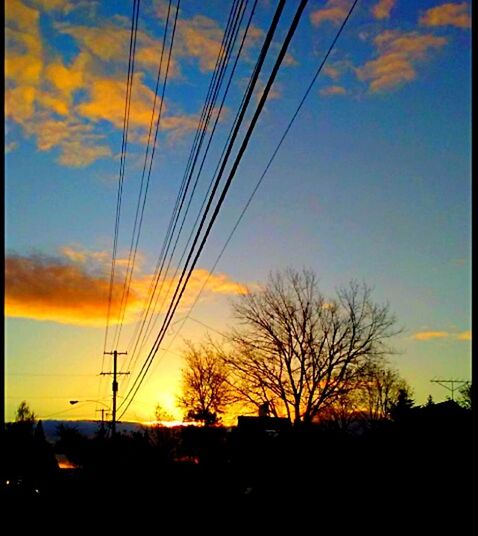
left=5, top=0, right=471, bottom=423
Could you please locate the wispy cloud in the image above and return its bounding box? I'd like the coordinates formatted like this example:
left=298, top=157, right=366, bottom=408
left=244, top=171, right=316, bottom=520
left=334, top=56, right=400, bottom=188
left=371, top=0, right=396, bottom=20
left=5, top=249, right=248, bottom=327
left=356, top=30, right=447, bottom=92
left=6, top=141, right=18, bottom=153
left=30, top=0, right=76, bottom=14
left=420, top=2, right=471, bottom=29
left=153, top=5, right=263, bottom=73
left=412, top=330, right=471, bottom=341
left=320, top=85, right=347, bottom=96
left=323, top=65, right=341, bottom=80
left=456, top=330, right=471, bottom=341
left=310, top=0, right=351, bottom=27
left=412, top=331, right=449, bottom=341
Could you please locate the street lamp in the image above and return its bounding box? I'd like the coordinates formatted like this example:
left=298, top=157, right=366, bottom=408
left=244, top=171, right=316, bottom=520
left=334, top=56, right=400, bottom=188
left=69, top=400, right=111, bottom=434
left=69, top=400, right=110, bottom=408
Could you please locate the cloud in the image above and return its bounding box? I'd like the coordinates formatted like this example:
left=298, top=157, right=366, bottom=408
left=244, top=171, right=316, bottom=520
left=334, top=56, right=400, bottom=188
left=412, top=331, right=449, bottom=341
left=412, top=330, right=471, bottom=341
left=323, top=65, right=341, bottom=80
left=21, top=113, right=112, bottom=167
left=4, top=1, right=197, bottom=167
left=30, top=0, right=76, bottom=13
left=55, top=22, right=180, bottom=77
left=320, top=85, right=347, bottom=96
left=5, top=253, right=134, bottom=327
left=5, top=250, right=247, bottom=327
left=6, top=141, right=18, bottom=153
left=372, top=0, right=395, bottom=20
left=420, top=2, right=471, bottom=29
left=456, top=330, right=471, bottom=341
left=153, top=3, right=264, bottom=72
left=356, top=30, right=447, bottom=92
left=310, top=0, right=351, bottom=27
left=5, top=0, right=43, bottom=125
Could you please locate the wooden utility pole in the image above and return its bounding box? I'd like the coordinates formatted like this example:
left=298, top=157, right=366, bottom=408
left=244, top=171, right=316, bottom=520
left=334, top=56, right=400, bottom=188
left=101, top=350, right=129, bottom=437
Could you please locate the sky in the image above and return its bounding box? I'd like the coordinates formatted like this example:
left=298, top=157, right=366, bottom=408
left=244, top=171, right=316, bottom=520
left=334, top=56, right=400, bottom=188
left=5, top=0, right=471, bottom=423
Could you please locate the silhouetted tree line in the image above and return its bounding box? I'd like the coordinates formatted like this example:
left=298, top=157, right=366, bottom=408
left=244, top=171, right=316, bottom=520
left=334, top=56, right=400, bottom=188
left=2, top=391, right=472, bottom=509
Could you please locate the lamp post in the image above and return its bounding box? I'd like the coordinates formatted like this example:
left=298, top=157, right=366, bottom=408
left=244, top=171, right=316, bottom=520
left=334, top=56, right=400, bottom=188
left=69, top=400, right=111, bottom=435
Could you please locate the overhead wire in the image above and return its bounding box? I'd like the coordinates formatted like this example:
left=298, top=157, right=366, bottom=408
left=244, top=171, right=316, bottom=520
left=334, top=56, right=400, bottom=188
left=120, top=0, right=249, bottom=395
left=123, top=0, right=243, bottom=373
left=96, top=0, right=141, bottom=417
left=123, top=0, right=253, bottom=387
left=136, top=0, right=360, bottom=394
left=118, top=0, right=307, bottom=420
left=103, top=0, right=141, bottom=357
left=111, top=0, right=179, bottom=352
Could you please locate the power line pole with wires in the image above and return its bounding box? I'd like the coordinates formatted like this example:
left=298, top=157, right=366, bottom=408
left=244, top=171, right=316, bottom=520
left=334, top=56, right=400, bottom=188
left=430, top=378, right=469, bottom=401
left=101, top=351, right=129, bottom=437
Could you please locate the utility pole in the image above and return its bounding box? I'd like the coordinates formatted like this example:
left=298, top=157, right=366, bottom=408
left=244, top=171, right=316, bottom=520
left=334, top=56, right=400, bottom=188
left=96, top=408, right=106, bottom=435
left=101, top=350, right=129, bottom=438
left=430, top=378, right=469, bottom=401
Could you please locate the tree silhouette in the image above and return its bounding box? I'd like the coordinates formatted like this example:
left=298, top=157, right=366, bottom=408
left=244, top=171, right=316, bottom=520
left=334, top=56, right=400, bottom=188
left=178, top=340, right=234, bottom=426
left=458, top=383, right=472, bottom=410
left=389, top=387, right=415, bottom=422
left=359, top=362, right=409, bottom=422
left=154, top=403, right=175, bottom=424
left=221, top=269, right=400, bottom=425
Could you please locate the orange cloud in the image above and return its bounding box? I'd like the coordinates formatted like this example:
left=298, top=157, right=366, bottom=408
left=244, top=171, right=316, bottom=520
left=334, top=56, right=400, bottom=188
left=5, top=251, right=248, bottom=327
left=323, top=65, right=341, bottom=80
left=5, top=253, right=135, bottom=327
left=154, top=5, right=264, bottom=72
left=175, top=15, right=223, bottom=72
left=420, top=2, right=471, bottom=29
left=5, top=0, right=43, bottom=124
left=310, top=0, right=350, bottom=27
left=412, top=331, right=449, bottom=341
left=77, top=74, right=198, bottom=141
left=30, top=0, right=75, bottom=13
left=22, top=113, right=112, bottom=167
left=5, top=86, right=37, bottom=124
left=55, top=23, right=180, bottom=76
left=320, top=85, right=347, bottom=96
left=45, top=53, right=89, bottom=98
left=372, top=0, right=395, bottom=20
left=356, top=30, right=447, bottom=92
left=456, top=330, right=471, bottom=341
left=4, top=0, right=260, bottom=167
left=6, top=141, right=18, bottom=153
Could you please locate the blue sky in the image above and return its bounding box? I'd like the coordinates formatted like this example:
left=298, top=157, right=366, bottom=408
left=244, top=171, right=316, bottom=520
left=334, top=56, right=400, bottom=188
left=5, top=0, right=471, bottom=422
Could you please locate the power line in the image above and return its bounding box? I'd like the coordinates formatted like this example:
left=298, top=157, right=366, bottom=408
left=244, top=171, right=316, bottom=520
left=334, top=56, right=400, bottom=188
left=103, top=0, right=141, bottom=356
left=123, top=0, right=244, bottom=372
left=153, top=0, right=360, bottom=366
left=7, top=373, right=97, bottom=377
left=111, top=0, right=181, bottom=352
left=118, top=0, right=289, bottom=417
left=98, top=0, right=141, bottom=414
left=119, top=0, right=307, bottom=420
left=118, top=2, right=245, bottom=397
left=121, top=0, right=250, bottom=396
left=123, top=0, right=253, bottom=385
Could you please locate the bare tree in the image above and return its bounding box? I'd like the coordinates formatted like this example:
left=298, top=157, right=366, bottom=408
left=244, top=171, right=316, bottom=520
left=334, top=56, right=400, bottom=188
left=315, top=363, right=409, bottom=430
left=222, top=269, right=400, bottom=425
left=178, top=340, right=234, bottom=426
left=358, top=362, right=409, bottom=422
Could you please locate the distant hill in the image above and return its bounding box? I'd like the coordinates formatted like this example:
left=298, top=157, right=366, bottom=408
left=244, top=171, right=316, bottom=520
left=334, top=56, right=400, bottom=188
left=38, top=420, right=146, bottom=442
